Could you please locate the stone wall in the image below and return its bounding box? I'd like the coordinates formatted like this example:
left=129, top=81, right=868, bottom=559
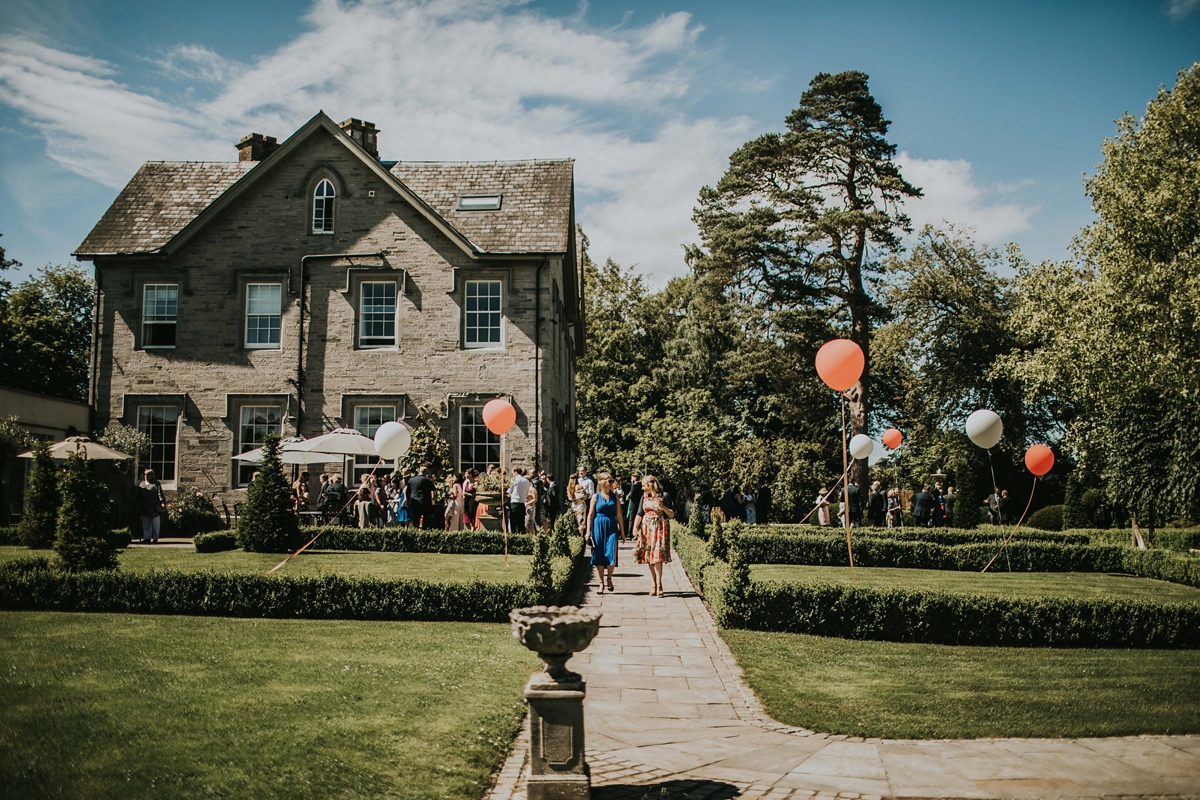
left=92, top=129, right=579, bottom=501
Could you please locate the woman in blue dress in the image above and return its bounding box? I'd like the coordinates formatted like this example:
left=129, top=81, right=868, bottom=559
left=586, top=472, right=626, bottom=594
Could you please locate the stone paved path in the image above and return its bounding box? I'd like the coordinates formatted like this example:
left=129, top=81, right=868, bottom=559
left=488, top=539, right=1200, bottom=799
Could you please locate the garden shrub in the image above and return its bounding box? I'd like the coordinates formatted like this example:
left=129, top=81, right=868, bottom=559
left=0, top=527, right=20, bottom=546
left=551, top=512, right=574, bottom=557
left=170, top=491, right=225, bottom=537
left=55, top=451, right=119, bottom=572
left=708, top=516, right=728, bottom=561
left=734, top=581, right=1200, bottom=648
left=19, top=440, right=59, bottom=549
left=748, top=524, right=1088, bottom=546
left=736, top=533, right=1132, bottom=574
left=193, top=531, right=239, bottom=553
left=236, top=434, right=300, bottom=554
left=309, top=527, right=538, bottom=555
left=530, top=534, right=553, bottom=602
left=687, top=495, right=707, bottom=539
left=1027, top=504, right=1064, bottom=531
left=720, top=544, right=751, bottom=627
left=0, top=533, right=590, bottom=621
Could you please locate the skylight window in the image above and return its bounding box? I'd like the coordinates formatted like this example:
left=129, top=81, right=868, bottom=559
left=458, top=195, right=502, bottom=211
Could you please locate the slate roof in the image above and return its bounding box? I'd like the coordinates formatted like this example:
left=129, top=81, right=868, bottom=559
left=390, top=159, right=574, bottom=254
left=76, top=161, right=254, bottom=256
left=76, top=154, right=575, bottom=257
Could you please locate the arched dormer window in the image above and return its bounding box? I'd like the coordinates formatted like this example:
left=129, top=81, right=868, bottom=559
left=312, top=178, right=335, bottom=234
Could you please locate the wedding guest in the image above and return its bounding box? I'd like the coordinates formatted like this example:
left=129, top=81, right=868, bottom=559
left=634, top=475, right=674, bottom=597
left=586, top=471, right=624, bottom=595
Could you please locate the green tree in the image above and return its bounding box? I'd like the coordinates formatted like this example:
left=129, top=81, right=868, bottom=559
left=0, top=264, right=94, bottom=402
left=0, top=416, right=31, bottom=526
left=1005, top=63, right=1200, bottom=531
left=236, top=433, right=300, bottom=553
left=55, top=449, right=118, bottom=571
left=875, top=226, right=1053, bottom=519
left=19, top=439, right=59, bottom=548
left=690, top=70, right=921, bottom=489
left=98, top=425, right=152, bottom=465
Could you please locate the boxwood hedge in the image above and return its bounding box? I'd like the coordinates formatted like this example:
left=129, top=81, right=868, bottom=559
left=0, top=536, right=588, bottom=622
left=306, top=527, right=537, bottom=555
left=672, top=529, right=1200, bottom=648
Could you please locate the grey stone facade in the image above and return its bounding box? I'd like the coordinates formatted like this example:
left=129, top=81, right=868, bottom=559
left=76, top=112, right=583, bottom=501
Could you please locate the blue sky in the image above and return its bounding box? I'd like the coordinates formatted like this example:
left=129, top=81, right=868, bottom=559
left=0, top=0, right=1196, bottom=285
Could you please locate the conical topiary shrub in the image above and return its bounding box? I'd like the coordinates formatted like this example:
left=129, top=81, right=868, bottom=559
left=236, top=433, right=300, bottom=553
left=55, top=449, right=119, bottom=571
left=20, top=439, right=59, bottom=549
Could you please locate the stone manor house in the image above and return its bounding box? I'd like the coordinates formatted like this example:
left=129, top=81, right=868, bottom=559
left=75, top=112, right=583, bottom=500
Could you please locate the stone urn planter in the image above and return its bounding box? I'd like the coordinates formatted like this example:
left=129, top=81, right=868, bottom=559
left=474, top=490, right=504, bottom=531
left=510, top=605, right=602, bottom=799
left=511, top=605, right=602, bottom=684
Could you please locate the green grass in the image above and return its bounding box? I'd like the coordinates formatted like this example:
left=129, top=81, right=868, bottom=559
left=721, top=629, right=1200, bottom=739
left=750, top=564, right=1200, bottom=603
left=0, top=546, right=532, bottom=583
left=0, top=611, right=540, bottom=799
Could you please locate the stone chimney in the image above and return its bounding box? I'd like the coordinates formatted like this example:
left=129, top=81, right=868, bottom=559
left=339, top=118, right=379, bottom=159
left=236, top=133, right=279, bottom=162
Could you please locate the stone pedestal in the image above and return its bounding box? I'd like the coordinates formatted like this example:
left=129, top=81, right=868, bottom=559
left=509, top=605, right=602, bottom=800
left=525, top=676, right=589, bottom=800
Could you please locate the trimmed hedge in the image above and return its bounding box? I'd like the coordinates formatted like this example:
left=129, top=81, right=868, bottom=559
left=0, top=536, right=589, bottom=622
left=307, top=527, right=537, bottom=555
left=1026, top=504, right=1064, bottom=531
left=737, top=581, right=1200, bottom=648
left=752, top=524, right=1089, bottom=546
left=672, top=529, right=1200, bottom=648
left=0, top=527, right=20, bottom=546
left=193, top=531, right=239, bottom=553
left=735, top=533, right=1200, bottom=588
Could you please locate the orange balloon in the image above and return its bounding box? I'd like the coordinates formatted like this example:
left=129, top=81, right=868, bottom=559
left=482, top=399, right=517, bottom=436
left=882, top=428, right=903, bottom=449
left=1025, top=444, right=1054, bottom=477
left=815, top=339, right=864, bottom=392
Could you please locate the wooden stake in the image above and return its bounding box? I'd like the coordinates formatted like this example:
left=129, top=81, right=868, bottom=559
left=841, top=393, right=856, bottom=585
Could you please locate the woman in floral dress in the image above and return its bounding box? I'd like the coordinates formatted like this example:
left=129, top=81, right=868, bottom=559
left=634, top=475, right=674, bottom=597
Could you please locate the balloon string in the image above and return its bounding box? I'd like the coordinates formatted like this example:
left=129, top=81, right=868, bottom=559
left=269, top=457, right=385, bottom=574
left=840, top=392, right=855, bottom=585
left=981, top=477, right=1037, bottom=574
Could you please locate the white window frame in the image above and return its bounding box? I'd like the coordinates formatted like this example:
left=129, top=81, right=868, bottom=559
left=458, top=195, right=502, bottom=211
left=358, top=281, right=398, bottom=349
left=352, top=405, right=397, bottom=485
left=459, top=406, right=500, bottom=473
left=312, top=178, right=335, bottom=234
left=244, top=282, right=282, bottom=350
left=141, top=283, right=178, bottom=349
left=136, top=405, right=180, bottom=488
left=235, top=405, right=283, bottom=487
left=464, top=279, right=503, bottom=350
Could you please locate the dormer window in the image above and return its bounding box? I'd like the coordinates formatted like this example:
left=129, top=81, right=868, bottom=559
left=458, top=194, right=502, bottom=211
left=313, top=179, right=335, bottom=233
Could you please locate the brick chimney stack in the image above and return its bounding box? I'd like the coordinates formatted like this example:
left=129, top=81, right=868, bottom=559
left=339, top=118, right=379, bottom=159
left=236, top=133, right=279, bottom=162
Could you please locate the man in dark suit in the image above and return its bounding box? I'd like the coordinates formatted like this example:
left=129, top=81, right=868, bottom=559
left=756, top=482, right=772, bottom=525
left=845, top=479, right=863, bottom=528
left=912, top=485, right=934, bottom=527
left=407, top=466, right=436, bottom=530
left=868, top=481, right=886, bottom=527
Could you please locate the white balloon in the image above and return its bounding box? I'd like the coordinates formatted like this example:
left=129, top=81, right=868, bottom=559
left=373, top=421, right=411, bottom=460
left=849, top=433, right=874, bottom=460
left=966, top=409, right=1004, bottom=449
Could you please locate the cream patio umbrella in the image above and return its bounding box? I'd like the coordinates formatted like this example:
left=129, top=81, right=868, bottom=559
left=281, top=428, right=378, bottom=457
left=18, top=436, right=132, bottom=461
left=234, top=436, right=337, bottom=465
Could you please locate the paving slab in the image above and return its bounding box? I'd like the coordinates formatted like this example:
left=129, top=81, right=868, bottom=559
left=486, top=538, right=1200, bottom=800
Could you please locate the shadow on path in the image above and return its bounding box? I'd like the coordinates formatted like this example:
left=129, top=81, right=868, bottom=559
left=593, top=779, right=741, bottom=800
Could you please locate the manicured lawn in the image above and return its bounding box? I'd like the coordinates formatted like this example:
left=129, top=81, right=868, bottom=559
left=0, top=611, right=540, bottom=799
left=0, top=546, right=532, bottom=582
left=749, top=564, right=1200, bottom=603
left=722, top=629, right=1200, bottom=739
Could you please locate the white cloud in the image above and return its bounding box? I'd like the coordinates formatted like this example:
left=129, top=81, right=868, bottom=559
left=0, top=1, right=747, bottom=282
left=1167, top=0, right=1199, bottom=21
left=897, top=152, right=1035, bottom=245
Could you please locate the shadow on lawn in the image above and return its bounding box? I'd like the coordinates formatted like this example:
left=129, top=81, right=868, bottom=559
left=593, top=780, right=740, bottom=799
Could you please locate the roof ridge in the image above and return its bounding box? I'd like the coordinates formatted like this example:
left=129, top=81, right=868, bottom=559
left=391, top=158, right=574, bottom=166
